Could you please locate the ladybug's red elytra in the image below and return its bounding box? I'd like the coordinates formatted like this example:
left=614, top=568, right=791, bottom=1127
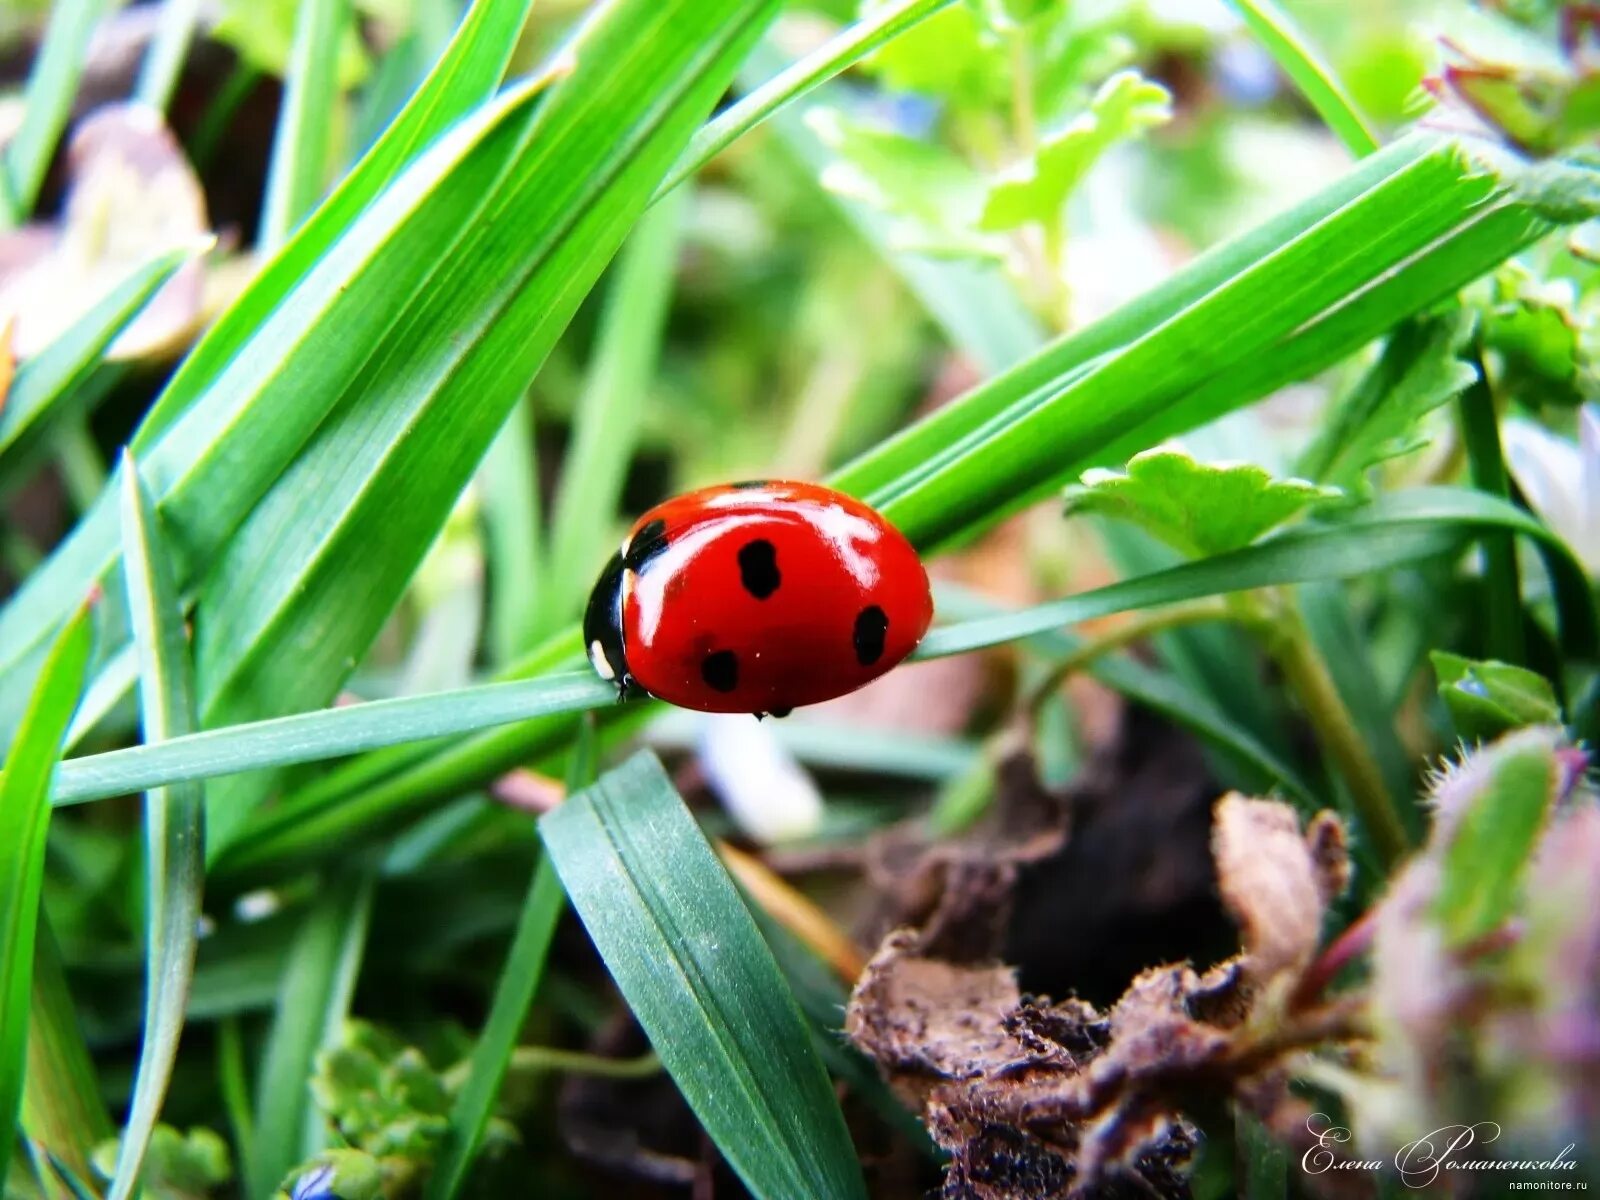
left=583, top=480, right=934, bottom=716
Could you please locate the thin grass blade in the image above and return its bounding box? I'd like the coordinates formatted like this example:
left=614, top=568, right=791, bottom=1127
left=545, top=185, right=689, bottom=627
left=249, top=874, right=375, bottom=1198
left=540, top=752, right=867, bottom=1200
left=0, top=604, right=93, bottom=1188
left=481, top=399, right=545, bottom=665
left=258, top=0, right=354, bottom=253
left=106, top=455, right=206, bottom=1200
left=135, top=0, right=206, bottom=114
left=0, top=0, right=107, bottom=226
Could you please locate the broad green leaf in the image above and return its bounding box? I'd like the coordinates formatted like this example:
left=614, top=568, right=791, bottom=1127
left=107, top=456, right=206, bottom=1200
left=0, top=0, right=539, bottom=739
left=544, top=187, right=689, bottom=627
left=1430, top=725, right=1566, bottom=946
left=1295, top=311, right=1479, bottom=489
left=423, top=722, right=590, bottom=1200
left=0, top=248, right=196, bottom=491
left=1222, top=0, right=1378, bottom=158
left=250, top=875, right=374, bottom=1198
left=540, top=752, right=867, bottom=1200
left=0, top=605, right=92, bottom=1189
left=978, top=70, right=1172, bottom=232
left=191, top=0, right=784, bottom=850
left=258, top=0, right=355, bottom=253
left=0, top=0, right=107, bottom=226
left=1432, top=651, right=1563, bottom=741
left=1063, top=446, right=1343, bottom=557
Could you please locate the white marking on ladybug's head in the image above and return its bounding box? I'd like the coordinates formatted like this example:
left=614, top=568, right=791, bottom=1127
left=589, top=640, right=615, bottom=681
left=620, top=533, right=632, bottom=558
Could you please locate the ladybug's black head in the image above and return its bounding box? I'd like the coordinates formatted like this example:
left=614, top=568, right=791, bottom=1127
left=583, top=550, right=632, bottom=697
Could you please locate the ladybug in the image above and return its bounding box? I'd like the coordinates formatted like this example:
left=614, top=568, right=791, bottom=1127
left=583, top=480, right=933, bottom=716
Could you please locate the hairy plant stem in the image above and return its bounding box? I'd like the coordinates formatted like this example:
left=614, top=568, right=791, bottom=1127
left=1257, top=593, right=1409, bottom=867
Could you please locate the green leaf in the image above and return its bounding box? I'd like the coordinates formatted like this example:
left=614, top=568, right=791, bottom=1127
left=660, top=0, right=957, bottom=198
left=0, top=605, right=92, bottom=1189
left=1480, top=263, right=1594, bottom=407
left=1063, top=446, right=1343, bottom=557
left=190, top=0, right=783, bottom=850
left=480, top=400, right=543, bottom=666
left=1431, top=651, right=1563, bottom=741
left=978, top=71, right=1172, bottom=232
left=0, top=0, right=107, bottom=226
left=1430, top=725, right=1566, bottom=946
left=249, top=875, right=375, bottom=1199
left=540, top=752, right=866, bottom=1200
left=106, top=455, right=206, bottom=1200
left=544, top=186, right=689, bottom=627
left=258, top=0, right=355, bottom=253
left=213, top=0, right=370, bottom=90
left=0, top=248, right=197, bottom=491
left=1221, top=0, right=1379, bottom=159
left=855, top=1, right=1005, bottom=109
left=1295, top=311, right=1480, bottom=489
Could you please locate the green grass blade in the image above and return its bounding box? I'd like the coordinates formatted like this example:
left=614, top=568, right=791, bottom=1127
left=135, top=0, right=206, bottom=114
left=258, top=0, right=353, bottom=253
left=188, top=0, right=782, bottom=849
left=0, top=0, right=107, bottom=226
left=249, top=874, right=375, bottom=1198
left=106, top=455, right=206, bottom=1200
left=540, top=752, right=867, bottom=1200
left=0, top=247, right=197, bottom=488
left=659, top=0, right=957, bottom=197
left=1222, top=0, right=1378, bottom=158
left=0, top=605, right=93, bottom=1189
left=1457, top=366, right=1526, bottom=663
left=545, top=185, right=689, bottom=626
left=481, top=399, right=545, bottom=666
left=50, top=671, right=613, bottom=808
left=21, top=920, right=111, bottom=1195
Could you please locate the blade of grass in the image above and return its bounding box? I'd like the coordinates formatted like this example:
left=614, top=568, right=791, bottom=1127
left=540, top=751, right=867, bottom=1200
left=423, top=720, right=592, bottom=1200
left=657, top=0, right=957, bottom=198
left=189, top=0, right=784, bottom=849
left=0, top=0, right=541, bottom=735
left=0, top=604, right=93, bottom=1189
left=0, top=246, right=198, bottom=491
left=248, top=873, right=374, bottom=1198
left=0, top=0, right=107, bottom=226
left=1458, top=359, right=1526, bottom=663
left=135, top=0, right=206, bottom=114
left=258, top=0, right=354, bottom=253
left=544, top=185, right=689, bottom=628
left=1222, top=0, right=1379, bottom=158
left=106, top=455, right=206, bottom=1200
left=481, top=398, right=545, bottom=666
left=21, top=921, right=111, bottom=1199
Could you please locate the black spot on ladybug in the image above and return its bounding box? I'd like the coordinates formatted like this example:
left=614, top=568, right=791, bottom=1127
left=624, top=519, right=668, bottom=571
left=730, top=479, right=771, bottom=490
left=853, top=605, right=888, bottom=667
left=737, top=539, right=781, bottom=599
left=768, top=707, right=792, bottom=719
left=701, top=649, right=739, bottom=693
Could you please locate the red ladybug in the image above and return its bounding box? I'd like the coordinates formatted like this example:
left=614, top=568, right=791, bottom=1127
left=584, top=480, right=933, bottom=716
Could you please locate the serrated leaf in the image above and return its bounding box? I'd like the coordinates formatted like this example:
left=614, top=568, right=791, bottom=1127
left=1480, top=264, right=1594, bottom=407
left=1064, top=446, right=1342, bottom=557
left=1295, top=311, right=1481, bottom=490
left=978, top=70, right=1171, bottom=232
left=1430, top=726, right=1566, bottom=946
left=1431, top=651, right=1563, bottom=740
left=540, top=752, right=867, bottom=1200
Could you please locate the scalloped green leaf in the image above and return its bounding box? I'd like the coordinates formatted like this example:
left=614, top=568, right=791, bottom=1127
left=1064, top=446, right=1343, bottom=557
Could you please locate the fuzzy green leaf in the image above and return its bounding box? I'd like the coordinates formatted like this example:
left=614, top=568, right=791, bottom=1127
left=978, top=70, right=1171, bottom=232
left=1431, top=651, right=1563, bottom=741
left=1064, top=446, right=1343, bottom=557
